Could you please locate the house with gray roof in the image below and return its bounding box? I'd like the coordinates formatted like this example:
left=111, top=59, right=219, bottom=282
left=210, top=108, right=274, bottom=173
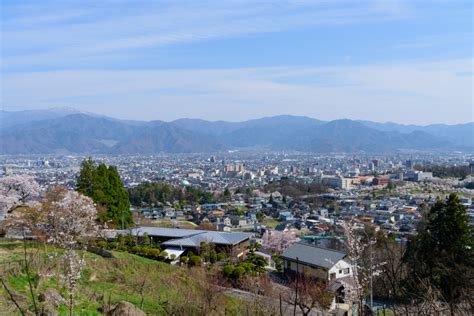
left=281, top=243, right=352, bottom=281
left=281, top=243, right=355, bottom=314
left=118, top=227, right=251, bottom=258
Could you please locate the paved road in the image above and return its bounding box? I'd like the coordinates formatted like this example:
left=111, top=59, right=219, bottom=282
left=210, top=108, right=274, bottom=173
left=224, top=287, right=327, bottom=316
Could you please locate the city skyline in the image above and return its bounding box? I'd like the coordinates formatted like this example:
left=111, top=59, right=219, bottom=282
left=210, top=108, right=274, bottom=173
left=1, top=0, right=473, bottom=124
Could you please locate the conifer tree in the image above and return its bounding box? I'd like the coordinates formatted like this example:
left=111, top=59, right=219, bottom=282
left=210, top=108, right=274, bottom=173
left=76, top=158, right=132, bottom=228
left=405, top=194, right=473, bottom=314
left=76, top=158, right=96, bottom=197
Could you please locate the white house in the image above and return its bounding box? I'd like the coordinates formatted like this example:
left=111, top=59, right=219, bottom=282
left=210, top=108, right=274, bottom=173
left=281, top=243, right=352, bottom=281
left=281, top=243, right=354, bottom=313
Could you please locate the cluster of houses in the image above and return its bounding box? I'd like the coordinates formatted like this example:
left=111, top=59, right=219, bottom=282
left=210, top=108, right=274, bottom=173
left=137, top=187, right=473, bottom=238
left=137, top=192, right=282, bottom=230
left=138, top=202, right=260, bottom=231
left=122, top=185, right=474, bottom=314
left=265, top=193, right=473, bottom=237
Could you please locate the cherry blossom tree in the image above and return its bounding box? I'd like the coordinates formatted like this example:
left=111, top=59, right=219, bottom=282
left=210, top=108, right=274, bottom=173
left=46, top=190, right=98, bottom=316
left=0, top=175, right=41, bottom=217
left=0, top=175, right=43, bottom=315
left=262, top=230, right=300, bottom=254
left=341, top=220, right=384, bottom=315
left=1, top=182, right=98, bottom=315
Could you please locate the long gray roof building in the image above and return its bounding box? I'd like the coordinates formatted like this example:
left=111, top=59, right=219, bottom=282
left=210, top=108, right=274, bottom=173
left=118, top=227, right=251, bottom=248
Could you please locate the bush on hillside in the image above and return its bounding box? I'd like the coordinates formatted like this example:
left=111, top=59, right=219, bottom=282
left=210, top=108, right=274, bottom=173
left=188, top=255, right=201, bottom=267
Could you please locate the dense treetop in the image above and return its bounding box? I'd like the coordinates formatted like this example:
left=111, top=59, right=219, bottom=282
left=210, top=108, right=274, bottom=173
left=414, top=164, right=470, bottom=179
left=76, top=158, right=132, bottom=228
left=128, top=182, right=215, bottom=207
left=264, top=179, right=328, bottom=197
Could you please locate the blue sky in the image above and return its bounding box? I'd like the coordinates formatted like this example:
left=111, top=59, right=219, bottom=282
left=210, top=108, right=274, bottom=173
left=1, top=0, right=472, bottom=124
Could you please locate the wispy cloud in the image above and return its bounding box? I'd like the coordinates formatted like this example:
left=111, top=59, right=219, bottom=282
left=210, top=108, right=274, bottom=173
left=391, top=33, right=473, bottom=50
left=1, top=0, right=413, bottom=70
left=2, top=58, right=472, bottom=124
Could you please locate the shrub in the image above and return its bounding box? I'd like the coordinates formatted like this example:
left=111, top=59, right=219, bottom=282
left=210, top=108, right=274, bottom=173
left=149, top=249, right=161, bottom=259
left=96, top=240, right=107, bottom=249
left=209, top=249, right=217, bottom=263
left=117, top=234, right=125, bottom=246
left=141, top=248, right=152, bottom=257
left=272, top=254, right=283, bottom=272
left=216, top=252, right=226, bottom=262
left=125, top=234, right=135, bottom=247
left=118, top=245, right=128, bottom=252
left=239, top=262, right=255, bottom=274
left=223, top=265, right=235, bottom=277
left=188, top=255, right=201, bottom=267
left=131, top=246, right=142, bottom=254
left=231, top=266, right=245, bottom=279
left=142, top=232, right=151, bottom=246
left=180, top=256, right=188, bottom=264
left=159, top=250, right=169, bottom=259
left=140, top=246, right=151, bottom=255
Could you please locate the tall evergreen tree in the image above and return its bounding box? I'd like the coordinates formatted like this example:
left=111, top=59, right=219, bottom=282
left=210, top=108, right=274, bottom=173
left=76, top=158, right=96, bottom=197
left=76, top=158, right=132, bottom=228
left=405, top=194, right=473, bottom=314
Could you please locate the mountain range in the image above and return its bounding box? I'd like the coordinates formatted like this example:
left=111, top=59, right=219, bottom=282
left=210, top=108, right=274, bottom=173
left=0, top=108, right=472, bottom=154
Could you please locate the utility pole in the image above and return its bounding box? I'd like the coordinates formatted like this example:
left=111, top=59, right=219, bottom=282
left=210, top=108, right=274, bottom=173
left=294, top=257, right=299, bottom=316
left=370, top=238, right=373, bottom=312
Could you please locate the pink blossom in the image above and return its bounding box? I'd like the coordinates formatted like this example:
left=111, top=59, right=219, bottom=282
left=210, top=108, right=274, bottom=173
left=262, top=230, right=300, bottom=253
left=0, top=175, right=41, bottom=216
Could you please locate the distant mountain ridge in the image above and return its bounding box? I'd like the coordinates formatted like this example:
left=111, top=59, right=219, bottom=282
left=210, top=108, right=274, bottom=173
left=0, top=107, right=103, bottom=129
left=0, top=109, right=472, bottom=154
left=357, top=120, right=474, bottom=147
